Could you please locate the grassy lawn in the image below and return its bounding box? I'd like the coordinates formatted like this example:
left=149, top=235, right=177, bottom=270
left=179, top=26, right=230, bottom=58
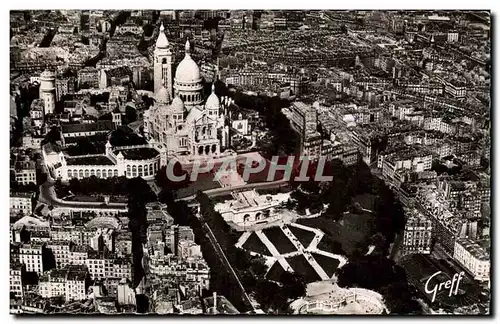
left=242, top=232, right=272, bottom=256
left=353, top=193, right=377, bottom=211
left=175, top=172, right=221, bottom=199
left=298, top=211, right=375, bottom=257
left=286, top=254, right=321, bottom=283
left=311, top=253, right=340, bottom=277
left=237, top=159, right=285, bottom=183
left=266, top=260, right=286, bottom=282
left=262, top=226, right=297, bottom=254
left=287, top=225, right=316, bottom=248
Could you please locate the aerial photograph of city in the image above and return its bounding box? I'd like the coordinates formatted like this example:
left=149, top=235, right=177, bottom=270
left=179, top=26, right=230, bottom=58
left=9, top=9, right=491, bottom=315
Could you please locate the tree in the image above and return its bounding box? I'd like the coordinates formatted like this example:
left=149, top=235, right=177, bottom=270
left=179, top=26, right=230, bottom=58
left=123, top=106, right=137, bottom=124
left=369, top=232, right=388, bottom=256
left=158, top=188, right=175, bottom=204
left=279, top=271, right=306, bottom=300
left=249, top=257, right=267, bottom=278
left=379, top=281, right=422, bottom=315
left=254, top=279, right=282, bottom=312
left=155, top=164, right=190, bottom=191
left=337, top=255, right=406, bottom=291
left=142, top=24, right=154, bottom=37
left=126, top=177, right=156, bottom=289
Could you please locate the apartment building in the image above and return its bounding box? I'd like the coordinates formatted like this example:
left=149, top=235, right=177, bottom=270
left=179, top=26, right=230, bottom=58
left=10, top=192, right=34, bottom=216
left=10, top=263, right=24, bottom=299
left=401, top=208, right=433, bottom=257
left=46, top=240, right=72, bottom=269
left=11, top=160, right=37, bottom=185
left=19, top=243, right=44, bottom=274
left=454, top=237, right=490, bottom=282
left=39, top=265, right=88, bottom=301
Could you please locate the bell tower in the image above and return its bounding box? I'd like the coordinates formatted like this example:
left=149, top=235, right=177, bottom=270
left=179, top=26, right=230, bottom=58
left=154, top=23, right=173, bottom=97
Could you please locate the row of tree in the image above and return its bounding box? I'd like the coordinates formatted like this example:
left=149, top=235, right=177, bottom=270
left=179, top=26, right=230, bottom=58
left=213, top=81, right=299, bottom=158
left=55, top=176, right=130, bottom=197
left=125, top=177, right=156, bottom=313
left=109, top=126, right=147, bottom=147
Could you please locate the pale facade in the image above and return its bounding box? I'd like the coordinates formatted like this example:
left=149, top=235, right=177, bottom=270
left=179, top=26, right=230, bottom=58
left=10, top=193, right=33, bottom=216
left=144, top=26, right=228, bottom=159
left=39, top=70, right=55, bottom=115
left=19, top=244, right=43, bottom=274
left=214, top=190, right=290, bottom=228
left=45, top=142, right=165, bottom=182
left=10, top=264, right=23, bottom=299
left=454, top=238, right=490, bottom=282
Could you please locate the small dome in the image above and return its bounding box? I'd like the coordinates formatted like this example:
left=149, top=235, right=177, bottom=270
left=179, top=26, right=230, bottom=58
left=205, top=84, right=220, bottom=110
left=155, top=23, right=169, bottom=48
left=171, top=96, right=185, bottom=113
left=174, top=40, right=201, bottom=83
left=154, top=86, right=170, bottom=104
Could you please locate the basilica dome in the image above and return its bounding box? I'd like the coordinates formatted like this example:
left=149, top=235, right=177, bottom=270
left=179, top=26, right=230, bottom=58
left=205, top=84, right=220, bottom=110
left=174, top=40, right=201, bottom=84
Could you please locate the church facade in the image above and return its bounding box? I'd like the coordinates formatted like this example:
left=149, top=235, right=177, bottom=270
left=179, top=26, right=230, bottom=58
left=144, top=24, right=229, bottom=159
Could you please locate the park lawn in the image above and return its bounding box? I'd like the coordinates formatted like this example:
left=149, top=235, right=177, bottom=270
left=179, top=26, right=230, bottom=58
left=262, top=226, right=297, bottom=254
left=286, top=254, right=321, bottom=283
left=287, top=225, right=316, bottom=248
left=353, top=193, right=377, bottom=211
left=266, top=260, right=287, bottom=282
left=242, top=232, right=272, bottom=256
left=237, top=158, right=285, bottom=184
left=175, top=172, right=221, bottom=199
left=311, top=253, right=340, bottom=277
left=298, top=211, right=375, bottom=257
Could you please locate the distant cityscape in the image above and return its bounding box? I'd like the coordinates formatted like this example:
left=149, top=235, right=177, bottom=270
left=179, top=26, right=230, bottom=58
left=10, top=10, right=490, bottom=315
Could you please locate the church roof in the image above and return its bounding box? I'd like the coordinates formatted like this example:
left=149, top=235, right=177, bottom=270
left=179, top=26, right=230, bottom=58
left=185, top=106, right=203, bottom=126
left=171, top=96, right=185, bottom=113
left=205, top=84, right=220, bottom=110
left=174, top=40, right=201, bottom=84
left=155, top=23, right=169, bottom=49
left=154, top=86, right=171, bottom=104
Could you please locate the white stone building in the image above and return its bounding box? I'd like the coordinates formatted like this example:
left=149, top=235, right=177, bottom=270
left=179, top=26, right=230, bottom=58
left=454, top=237, right=490, bottom=282
left=44, top=141, right=165, bottom=182
left=19, top=243, right=44, bottom=274
left=10, top=263, right=24, bottom=299
left=39, top=70, right=55, bottom=115
left=10, top=192, right=34, bottom=216
left=214, top=190, right=290, bottom=228
left=144, top=25, right=229, bottom=159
